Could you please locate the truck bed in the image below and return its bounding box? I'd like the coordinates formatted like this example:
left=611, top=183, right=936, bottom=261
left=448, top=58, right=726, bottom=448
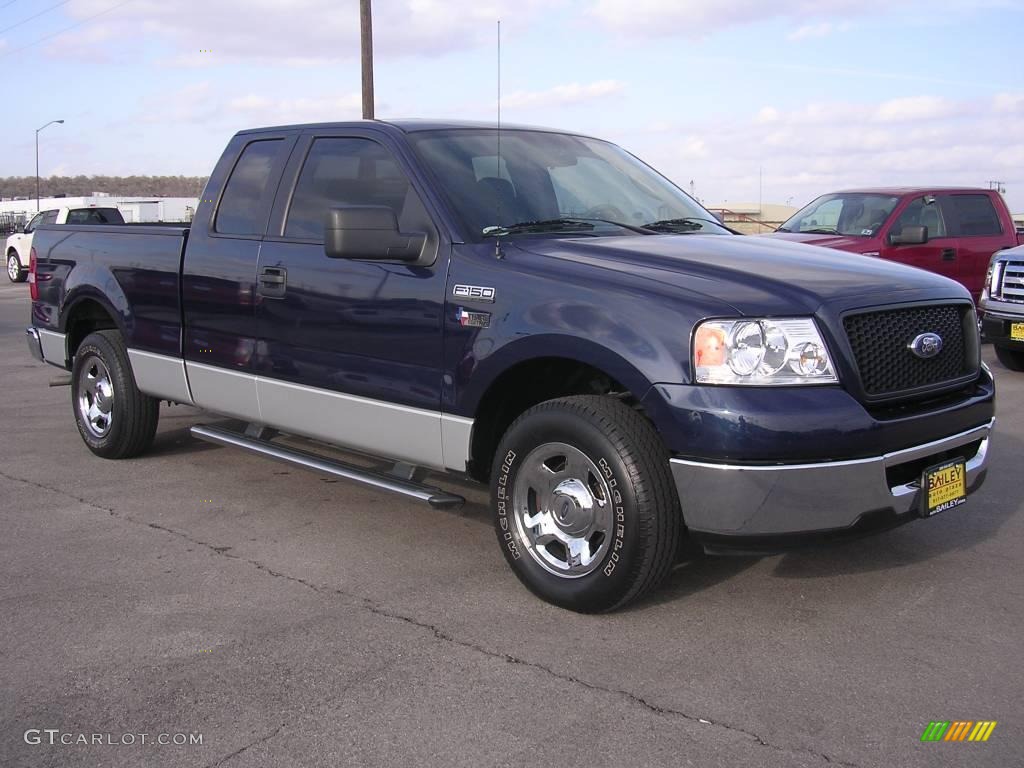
left=32, top=224, right=190, bottom=360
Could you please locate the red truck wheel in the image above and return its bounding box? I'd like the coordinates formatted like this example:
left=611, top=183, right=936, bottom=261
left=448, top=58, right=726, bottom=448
left=71, top=331, right=159, bottom=459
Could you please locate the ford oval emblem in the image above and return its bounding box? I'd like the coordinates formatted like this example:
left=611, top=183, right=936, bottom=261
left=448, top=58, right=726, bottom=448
left=908, top=332, right=943, bottom=359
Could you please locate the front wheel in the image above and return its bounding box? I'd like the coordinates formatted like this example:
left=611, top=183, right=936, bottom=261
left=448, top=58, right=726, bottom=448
left=72, top=330, right=159, bottom=458
left=492, top=395, right=681, bottom=612
left=995, top=343, right=1024, bottom=372
left=7, top=251, right=26, bottom=283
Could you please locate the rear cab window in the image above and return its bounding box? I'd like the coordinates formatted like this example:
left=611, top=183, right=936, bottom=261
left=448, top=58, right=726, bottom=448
left=945, top=194, right=1003, bottom=237
left=66, top=208, right=125, bottom=225
left=216, top=139, right=286, bottom=236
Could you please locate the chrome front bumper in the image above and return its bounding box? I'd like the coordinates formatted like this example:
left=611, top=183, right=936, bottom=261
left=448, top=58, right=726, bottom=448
left=670, top=419, right=994, bottom=536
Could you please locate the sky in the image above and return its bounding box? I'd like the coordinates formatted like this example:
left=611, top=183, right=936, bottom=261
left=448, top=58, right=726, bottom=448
left=2, top=0, right=1023, bottom=211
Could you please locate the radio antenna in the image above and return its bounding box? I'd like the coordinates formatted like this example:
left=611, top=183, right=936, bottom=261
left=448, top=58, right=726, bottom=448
left=495, top=18, right=504, bottom=259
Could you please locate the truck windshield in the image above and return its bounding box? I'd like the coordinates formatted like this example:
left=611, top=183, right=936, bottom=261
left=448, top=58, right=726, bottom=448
left=409, top=129, right=729, bottom=239
left=779, top=193, right=901, bottom=237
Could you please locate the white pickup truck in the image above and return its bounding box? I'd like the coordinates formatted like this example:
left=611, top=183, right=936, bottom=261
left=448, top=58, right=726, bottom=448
left=6, top=206, right=124, bottom=282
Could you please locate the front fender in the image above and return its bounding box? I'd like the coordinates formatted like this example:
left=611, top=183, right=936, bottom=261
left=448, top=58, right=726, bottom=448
left=459, top=333, right=657, bottom=416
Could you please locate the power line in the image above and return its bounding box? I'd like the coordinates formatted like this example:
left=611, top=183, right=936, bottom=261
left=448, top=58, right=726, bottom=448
left=0, top=1, right=20, bottom=10
left=0, top=0, right=73, bottom=36
left=0, top=0, right=135, bottom=60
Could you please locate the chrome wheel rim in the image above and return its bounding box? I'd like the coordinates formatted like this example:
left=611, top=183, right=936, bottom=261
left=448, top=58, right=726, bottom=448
left=77, top=355, right=114, bottom=438
left=7, top=255, right=18, bottom=280
left=512, top=442, right=614, bottom=579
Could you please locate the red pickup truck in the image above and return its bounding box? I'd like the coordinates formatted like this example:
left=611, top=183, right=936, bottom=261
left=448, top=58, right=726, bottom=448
left=766, top=188, right=1022, bottom=303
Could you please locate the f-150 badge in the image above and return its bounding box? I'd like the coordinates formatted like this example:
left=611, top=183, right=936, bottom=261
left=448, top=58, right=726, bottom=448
left=453, top=284, right=495, bottom=302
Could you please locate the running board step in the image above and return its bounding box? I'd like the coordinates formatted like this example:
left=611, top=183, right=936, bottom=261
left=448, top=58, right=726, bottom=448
left=190, top=424, right=465, bottom=510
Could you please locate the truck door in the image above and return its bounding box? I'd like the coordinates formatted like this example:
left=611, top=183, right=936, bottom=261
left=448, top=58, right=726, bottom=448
left=940, top=192, right=1017, bottom=303
left=182, top=133, right=296, bottom=422
left=254, top=130, right=450, bottom=469
left=881, top=195, right=960, bottom=285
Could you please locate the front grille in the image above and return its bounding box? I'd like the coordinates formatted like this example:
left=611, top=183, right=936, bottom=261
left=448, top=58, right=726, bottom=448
left=843, top=304, right=973, bottom=398
left=995, top=259, right=1024, bottom=303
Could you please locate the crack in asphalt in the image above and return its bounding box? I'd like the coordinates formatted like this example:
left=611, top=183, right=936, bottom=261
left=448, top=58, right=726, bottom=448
left=1, top=469, right=860, bottom=768
left=202, top=724, right=283, bottom=768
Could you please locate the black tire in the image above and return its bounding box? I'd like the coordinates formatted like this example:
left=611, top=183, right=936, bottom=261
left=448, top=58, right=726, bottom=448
left=71, top=330, right=159, bottom=459
left=7, top=251, right=26, bottom=283
left=994, top=344, right=1024, bottom=372
left=491, top=395, right=681, bottom=612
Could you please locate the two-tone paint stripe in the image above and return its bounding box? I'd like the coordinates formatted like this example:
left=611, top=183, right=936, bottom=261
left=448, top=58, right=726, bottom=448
left=920, top=720, right=997, bottom=742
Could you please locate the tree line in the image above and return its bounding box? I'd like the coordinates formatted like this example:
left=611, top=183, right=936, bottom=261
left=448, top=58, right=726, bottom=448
left=0, top=175, right=209, bottom=199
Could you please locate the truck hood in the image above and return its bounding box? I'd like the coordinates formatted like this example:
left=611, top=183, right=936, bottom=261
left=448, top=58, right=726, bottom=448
left=516, top=233, right=969, bottom=316
left=759, top=231, right=872, bottom=252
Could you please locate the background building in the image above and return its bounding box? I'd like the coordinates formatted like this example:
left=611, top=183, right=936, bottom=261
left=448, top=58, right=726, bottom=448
left=705, top=202, right=798, bottom=235
left=0, top=195, right=197, bottom=227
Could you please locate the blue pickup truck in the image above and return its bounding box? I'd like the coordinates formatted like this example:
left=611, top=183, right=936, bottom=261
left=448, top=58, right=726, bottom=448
left=25, top=120, right=995, bottom=611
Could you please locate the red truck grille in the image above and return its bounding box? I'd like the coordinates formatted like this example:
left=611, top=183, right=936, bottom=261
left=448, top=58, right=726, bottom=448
left=843, top=304, right=977, bottom=400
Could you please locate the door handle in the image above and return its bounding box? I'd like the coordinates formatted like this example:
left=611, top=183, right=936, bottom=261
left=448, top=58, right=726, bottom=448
left=259, top=268, right=286, bottom=284
left=258, top=266, right=287, bottom=297
left=941, top=249, right=956, bottom=261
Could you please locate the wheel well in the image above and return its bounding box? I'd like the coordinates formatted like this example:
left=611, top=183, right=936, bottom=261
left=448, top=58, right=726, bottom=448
left=468, top=358, right=639, bottom=482
left=65, top=300, right=119, bottom=362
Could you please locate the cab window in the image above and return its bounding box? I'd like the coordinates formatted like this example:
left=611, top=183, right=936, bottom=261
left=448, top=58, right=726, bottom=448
left=24, top=212, right=44, bottom=233
left=891, top=196, right=947, bottom=239
left=947, top=194, right=1002, bottom=237
left=284, top=137, right=413, bottom=241
left=216, top=139, right=285, bottom=236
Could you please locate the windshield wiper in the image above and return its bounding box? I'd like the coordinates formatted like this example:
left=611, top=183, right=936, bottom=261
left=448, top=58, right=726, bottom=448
left=801, top=227, right=840, bottom=235
left=776, top=226, right=790, bottom=232
left=482, top=219, right=596, bottom=236
left=565, top=217, right=656, bottom=234
left=640, top=217, right=717, bottom=233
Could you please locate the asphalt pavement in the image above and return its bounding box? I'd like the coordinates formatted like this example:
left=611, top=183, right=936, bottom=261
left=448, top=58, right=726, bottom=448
left=0, top=278, right=1021, bottom=768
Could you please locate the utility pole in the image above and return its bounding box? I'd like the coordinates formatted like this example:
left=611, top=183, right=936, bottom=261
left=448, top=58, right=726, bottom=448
left=360, top=0, right=374, bottom=119
left=987, top=180, right=1006, bottom=194
left=35, top=119, right=65, bottom=211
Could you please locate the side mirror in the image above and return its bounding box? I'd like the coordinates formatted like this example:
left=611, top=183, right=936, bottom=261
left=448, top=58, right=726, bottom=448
left=324, top=206, right=425, bottom=262
left=889, top=225, right=928, bottom=246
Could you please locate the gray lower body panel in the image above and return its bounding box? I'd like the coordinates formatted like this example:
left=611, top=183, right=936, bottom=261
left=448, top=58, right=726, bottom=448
left=127, top=349, right=194, bottom=404
left=670, top=419, right=994, bottom=536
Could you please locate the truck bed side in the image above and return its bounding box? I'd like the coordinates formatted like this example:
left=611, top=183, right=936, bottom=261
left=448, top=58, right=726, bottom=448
left=31, top=224, right=189, bottom=366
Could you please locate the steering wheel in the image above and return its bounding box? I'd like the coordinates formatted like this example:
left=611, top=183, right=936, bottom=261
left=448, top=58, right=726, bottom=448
left=581, top=205, right=628, bottom=222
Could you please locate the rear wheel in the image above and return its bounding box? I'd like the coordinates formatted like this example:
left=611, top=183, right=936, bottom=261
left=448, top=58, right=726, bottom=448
left=995, top=344, right=1024, bottom=372
left=7, top=251, right=25, bottom=283
left=492, top=395, right=680, bottom=612
left=72, top=330, right=159, bottom=458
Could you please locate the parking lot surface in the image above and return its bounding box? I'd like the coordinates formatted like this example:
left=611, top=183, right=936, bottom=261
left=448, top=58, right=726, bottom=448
left=1, top=278, right=1021, bottom=768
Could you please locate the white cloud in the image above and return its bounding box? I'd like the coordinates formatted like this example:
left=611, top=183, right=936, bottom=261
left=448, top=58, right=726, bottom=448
left=227, top=93, right=363, bottom=125
left=590, top=0, right=895, bottom=37
left=501, top=80, right=624, bottom=109
left=994, top=92, right=1024, bottom=114
left=872, top=95, right=960, bottom=122
left=56, top=0, right=551, bottom=63
left=787, top=21, right=852, bottom=40
left=629, top=92, right=1024, bottom=211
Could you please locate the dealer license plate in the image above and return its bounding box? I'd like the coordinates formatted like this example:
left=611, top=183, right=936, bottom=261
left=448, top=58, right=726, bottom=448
left=1011, top=322, right=1024, bottom=341
left=922, top=460, right=967, bottom=517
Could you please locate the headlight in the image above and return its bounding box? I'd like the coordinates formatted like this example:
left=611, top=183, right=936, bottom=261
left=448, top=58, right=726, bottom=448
left=693, top=318, right=838, bottom=385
